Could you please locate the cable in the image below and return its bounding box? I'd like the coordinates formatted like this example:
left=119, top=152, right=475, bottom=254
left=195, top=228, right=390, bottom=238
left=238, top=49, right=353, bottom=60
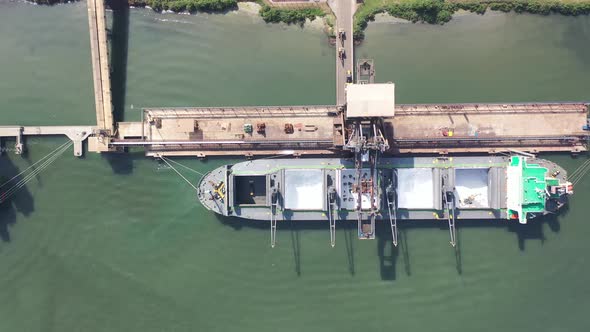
left=0, top=141, right=70, bottom=189
left=1, top=141, right=72, bottom=201
left=569, top=159, right=590, bottom=182
left=160, top=156, right=205, bottom=176
left=159, top=156, right=198, bottom=191
left=571, top=161, right=590, bottom=186
left=569, top=159, right=590, bottom=179
left=2, top=142, right=71, bottom=197
left=2, top=142, right=71, bottom=196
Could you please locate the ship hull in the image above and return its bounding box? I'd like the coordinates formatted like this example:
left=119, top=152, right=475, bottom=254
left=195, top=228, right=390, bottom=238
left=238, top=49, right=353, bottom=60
left=197, top=156, right=570, bottom=223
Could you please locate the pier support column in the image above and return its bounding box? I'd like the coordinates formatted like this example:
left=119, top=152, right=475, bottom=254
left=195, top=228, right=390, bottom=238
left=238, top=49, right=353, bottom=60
left=15, top=127, right=23, bottom=155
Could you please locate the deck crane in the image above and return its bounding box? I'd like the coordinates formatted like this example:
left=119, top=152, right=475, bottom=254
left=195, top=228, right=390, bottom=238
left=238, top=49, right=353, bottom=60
left=344, top=118, right=389, bottom=240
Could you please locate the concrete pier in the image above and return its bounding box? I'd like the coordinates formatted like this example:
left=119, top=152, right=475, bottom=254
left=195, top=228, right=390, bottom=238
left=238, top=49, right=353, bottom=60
left=0, top=126, right=94, bottom=156
left=110, top=103, right=588, bottom=157
left=390, top=103, right=589, bottom=154
left=87, top=0, right=114, bottom=133
left=115, top=106, right=346, bottom=157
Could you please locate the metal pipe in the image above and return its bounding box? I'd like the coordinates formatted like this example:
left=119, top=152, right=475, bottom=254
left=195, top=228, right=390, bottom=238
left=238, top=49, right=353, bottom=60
left=110, top=139, right=335, bottom=146
left=394, top=136, right=584, bottom=143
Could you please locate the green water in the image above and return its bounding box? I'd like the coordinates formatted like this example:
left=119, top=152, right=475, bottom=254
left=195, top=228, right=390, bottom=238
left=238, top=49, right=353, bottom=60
left=1, top=2, right=590, bottom=331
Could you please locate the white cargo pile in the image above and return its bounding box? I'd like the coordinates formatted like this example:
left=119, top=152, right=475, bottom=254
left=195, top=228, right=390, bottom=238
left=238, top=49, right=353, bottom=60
left=397, top=168, right=434, bottom=209
left=284, top=169, right=324, bottom=210
left=455, top=168, right=489, bottom=208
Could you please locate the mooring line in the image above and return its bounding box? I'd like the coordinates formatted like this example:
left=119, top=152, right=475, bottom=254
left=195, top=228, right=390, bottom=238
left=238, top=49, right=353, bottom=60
left=159, top=156, right=198, bottom=191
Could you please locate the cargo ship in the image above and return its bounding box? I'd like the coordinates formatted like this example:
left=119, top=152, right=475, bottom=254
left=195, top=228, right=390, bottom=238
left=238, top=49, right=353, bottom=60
left=197, top=155, right=573, bottom=247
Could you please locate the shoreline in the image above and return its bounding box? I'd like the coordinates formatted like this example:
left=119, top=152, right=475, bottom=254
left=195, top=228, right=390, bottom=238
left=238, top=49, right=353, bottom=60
left=24, top=0, right=590, bottom=42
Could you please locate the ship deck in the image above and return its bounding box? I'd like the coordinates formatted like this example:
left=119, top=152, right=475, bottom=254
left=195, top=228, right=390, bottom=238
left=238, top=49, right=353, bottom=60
left=197, top=156, right=544, bottom=222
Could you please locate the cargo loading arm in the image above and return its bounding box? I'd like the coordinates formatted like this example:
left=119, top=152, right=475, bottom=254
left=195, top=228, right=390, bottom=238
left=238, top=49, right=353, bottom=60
left=386, top=180, right=398, bottom=246
left=444, top=190, right=457, bottom=247
left=345, top=119, right=388, bottom=240
left=270, top=185, right=279, bottom=248
left=327, top=186, right=338, bottom=247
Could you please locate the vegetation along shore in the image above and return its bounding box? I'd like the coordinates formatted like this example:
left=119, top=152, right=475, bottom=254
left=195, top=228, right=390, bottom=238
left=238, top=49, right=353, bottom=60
left=31, top=0, right=590, bottom=41
left=355, top=0, right=590, bottom=39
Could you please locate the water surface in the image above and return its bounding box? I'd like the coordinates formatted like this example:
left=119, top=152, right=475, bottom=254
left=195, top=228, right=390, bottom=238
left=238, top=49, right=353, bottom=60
left=0, top=2, right=589, bottom=331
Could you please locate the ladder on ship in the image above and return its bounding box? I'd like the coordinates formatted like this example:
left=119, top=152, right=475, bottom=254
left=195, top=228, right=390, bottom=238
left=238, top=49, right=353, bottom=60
left=386, top=182, right=398, bottom=246
left=327, top=187, right=337, bottom=247
left=444, top=190, right=457, bottom=247
left=270, top=187, right=279, bottom=248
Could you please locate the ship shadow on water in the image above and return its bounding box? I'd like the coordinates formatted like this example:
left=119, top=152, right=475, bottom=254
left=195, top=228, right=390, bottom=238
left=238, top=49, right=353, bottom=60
left=375, top=222, right=411, bottom=280
left=215, top=212, right=563, bottom=279
left=103, top=0, right=132, bottom=174
left=0, top=156, right=35, bottom=243
left=219, top=207, right=358, bottom=277
left=107, top=0, right=129, bottom=124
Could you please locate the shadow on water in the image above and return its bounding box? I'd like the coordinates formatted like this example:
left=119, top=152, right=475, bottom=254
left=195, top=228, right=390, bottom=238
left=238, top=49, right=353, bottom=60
left=216, top=214, right=356, bottom=276
left=107, top=0, right=129, bottom=123
left=398, top=227, right=411, bottom=276
left=290, top=222, right=301, bottom=276
left=343, top=224, right=355, bottom=276
left=103, top=1, right=132, bottom=174
left=215, top=212, right=562, bottom=277
left=455, top=211, right=562, bottom=252
left=374, top=222, right=412, bottom=280
left=0, top=156, right=36, bottom=243
left=102, top=150, right=145, bottom=174
left=375, top=222, right=399, bottom=280
left=455, top=226, right=462, bottom=275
